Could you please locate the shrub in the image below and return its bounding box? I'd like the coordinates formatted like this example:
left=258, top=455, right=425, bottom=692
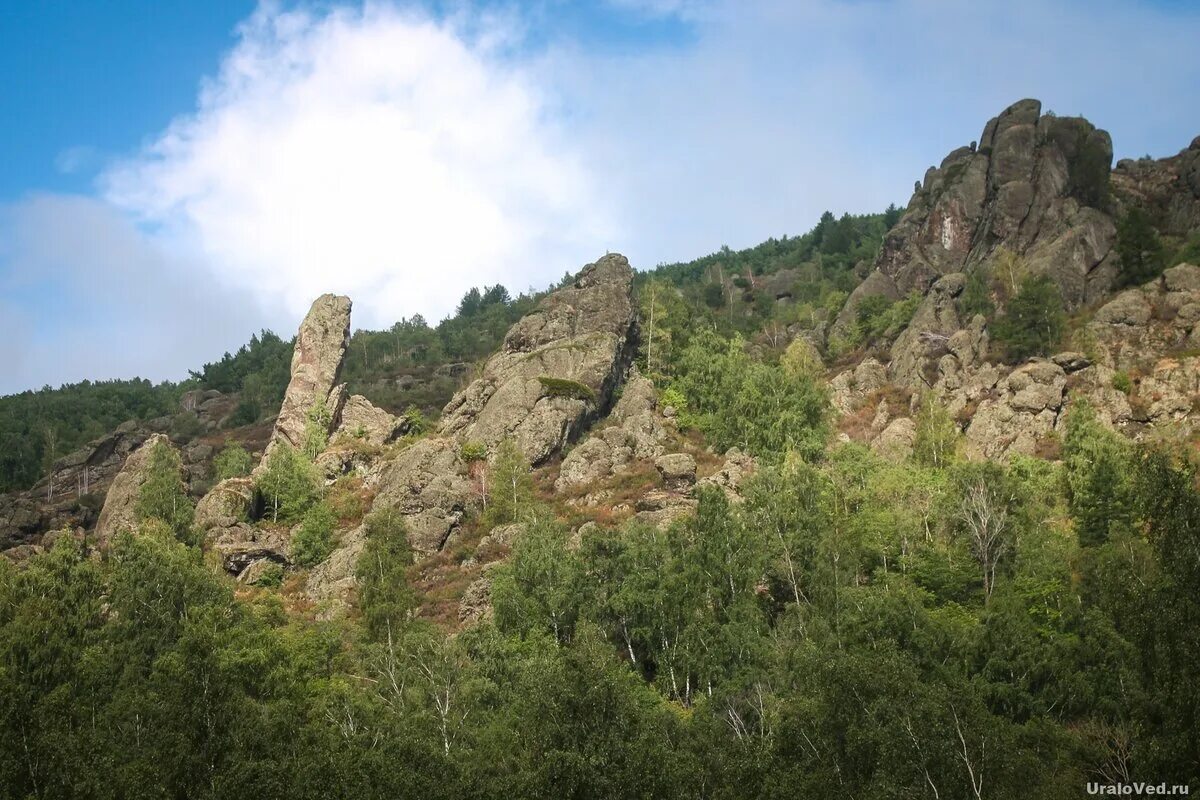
left=213, top=442, right=253, bottom=480
left=1111, top=372, right=1133, bottom=395
left=302, top=398, right=333, bottom=459
left=537, top=376, right=596, bottom=403
left=169, top=412, right=203, bottom=442
left=251, top=563, right=284, bottom=587
left=960, top=268, right=994, bottom=318
left=291, top=502, right=335, bottom=567
left=483, top=439, right=534, bottom=527
left=703, top=282, right=725, bottom=308
left=460, top=441, right=488, bottom=463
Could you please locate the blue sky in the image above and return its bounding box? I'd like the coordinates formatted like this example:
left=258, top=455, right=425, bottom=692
left=2, top=0, right=1199, bottom=395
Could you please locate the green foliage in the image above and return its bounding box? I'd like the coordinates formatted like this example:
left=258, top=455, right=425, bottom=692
left=0, top=378, right=183, bottom=493
left=960, top=267, right=995, bottom=318
left=536, top=376, right=597, bottom=403
left=853, top=290, right=921, bottom=343
left=991, top=275, right=1066, bottom=361
left=672, top=329, right=828, bottom=461
left=702, top=282, right=725, bottom=308
left=912, top=395, right=959, bottom=468
left=355, top=509, right=414, bottom=641
left=255, top=443, right=320, bottom=524
left=1116, top=206, right=1166, bottom=287
left=459, top=440, right=487, bottom=463
left=251, top=562, right=283, bottom=587
left=1111, top=371, right=1133, bottom=394
left=492, top=516, right=580, bottom=641
left=1062, top=402, right=1134, bottom=547
left=291, top=502, right=335, bottom=567
left=213, top=442, right=253, bottom=480
left=302, top=397, right=333, bottom=459
left=483, top=439, right=534, bottom=527
left=135, top=440, right=195, bottom=542
left=5, top=434, right=1200, bottom=796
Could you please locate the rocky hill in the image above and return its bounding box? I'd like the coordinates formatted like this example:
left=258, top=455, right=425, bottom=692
left=4, top=99, right=1200, bottom=796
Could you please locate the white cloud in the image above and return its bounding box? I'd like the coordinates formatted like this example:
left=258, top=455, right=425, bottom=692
left=0, top=194, right=271, bottom=394
left=104, top=3, right=616, bottom=330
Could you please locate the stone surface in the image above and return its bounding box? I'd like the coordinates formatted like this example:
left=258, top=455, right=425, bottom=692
left=555, top=367, right=667, bottom=491
left=306, top=525, right=366, bottom=602
left=334, top=394, right=408, bottom=446
left=194, top=477, right=255, bottom=532
left=872, top=99, right=1118, bottom=309
left=264, top=294, right=351, bottom=461
left=370, top=439, right=474, bottom=553
left=964, top=360, right=1066, bottom=459
left=438, top=254, right=637, bottom=466
left=93, top=434, right=173, bottom=542
left=654, top=453, right=697, bottom=489
left=210, top=523, right=290, bottom=577
left=871, top=417, right=918, bottom=459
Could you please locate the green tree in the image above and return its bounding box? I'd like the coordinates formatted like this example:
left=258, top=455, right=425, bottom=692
left=303, top=397, right=333, bottom=459
left=356, top=508, right=414, bottom=642
left=213, top=441, right=253, bottom=480
left=291, top=502, right=335, bottom=567
left=492, top=516, right=580, bottom=641
left=991, top=275, right=1066, bottom=361
left=256, top=443, right=320, bottom=523
left=135, top=440, right=195, bottom=542
left=1062, top=402, right=1134, bottom=547
left=483, top=439, right=534, bottom=527
left=1116, top=206, right=1165, bottom=287
left=912, top=395, right=959, bottom=469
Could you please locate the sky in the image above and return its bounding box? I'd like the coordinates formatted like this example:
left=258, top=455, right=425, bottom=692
left=1, top=0, right=1199, bottom=395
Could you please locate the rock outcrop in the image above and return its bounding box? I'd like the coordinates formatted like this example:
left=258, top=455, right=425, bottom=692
left=864, top=98, right=1117, bottom=309
left=264, top=294, right=352, bottom=460
left=94, top=434, right=173, bottom=541
left=1112, top=136, right=1200, bottom=237
left=333, top=394, right=409, bottom=446
left=371, top=254, right=640, bottom=553
left=438, top=254, right=637, bottom=465
left=555, top=367, right=666, bottom=490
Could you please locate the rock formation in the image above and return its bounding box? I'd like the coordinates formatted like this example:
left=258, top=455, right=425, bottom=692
left=855, top=98, right=1118, bottom=312
left=370, top=253, right=640, bottom=553
left=438, top=254, right=637, bottom=465
left=263, top=293, right=352, bottom=461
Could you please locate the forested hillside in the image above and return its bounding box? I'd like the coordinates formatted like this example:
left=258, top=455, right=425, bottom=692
left=3, top=97, right=1200, bottom=798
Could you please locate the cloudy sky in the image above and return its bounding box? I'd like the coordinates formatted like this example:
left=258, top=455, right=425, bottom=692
left=2, top=0, right=1198, bottom=394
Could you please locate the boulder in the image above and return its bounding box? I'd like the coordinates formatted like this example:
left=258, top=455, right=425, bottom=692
left=654, top=453, right=697, bottom=489
left=334, top=394, right=408, bottom=446
left=872, top=417, right=918, bottom=459
left=194, top=477, right=255, bottom=532
left=964, top=360, right=1066, bottom=459
left=210, top=523, right=289, bottom=577
left=370, top=439, right=473, bottom=553
left=306, top=525, right=366, bottom=602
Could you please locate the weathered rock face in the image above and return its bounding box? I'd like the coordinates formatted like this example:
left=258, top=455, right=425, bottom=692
left=438, top=254, right=637, bottom=465
left=0, top=422, right=159, bottom=551
left=194, top=477, right=256, bottom=532
left=334, top=394, right=408, bottom=446
left=306, top=524, right=365, bottom=605
left=555, top=367, right=667, bottom=491
left=1112, top=136, right=1200, bottom=237
left=830, top=358, right=889, bottom=415
left=869, top=98, right=1117, bottom=309
left=94, top=433, right=173, bottom=541
left=371, top=438, right=474, bottom=553
left=266, top=294, right=352, bottom=459
left=964, top=360, right=1067, bottom=459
